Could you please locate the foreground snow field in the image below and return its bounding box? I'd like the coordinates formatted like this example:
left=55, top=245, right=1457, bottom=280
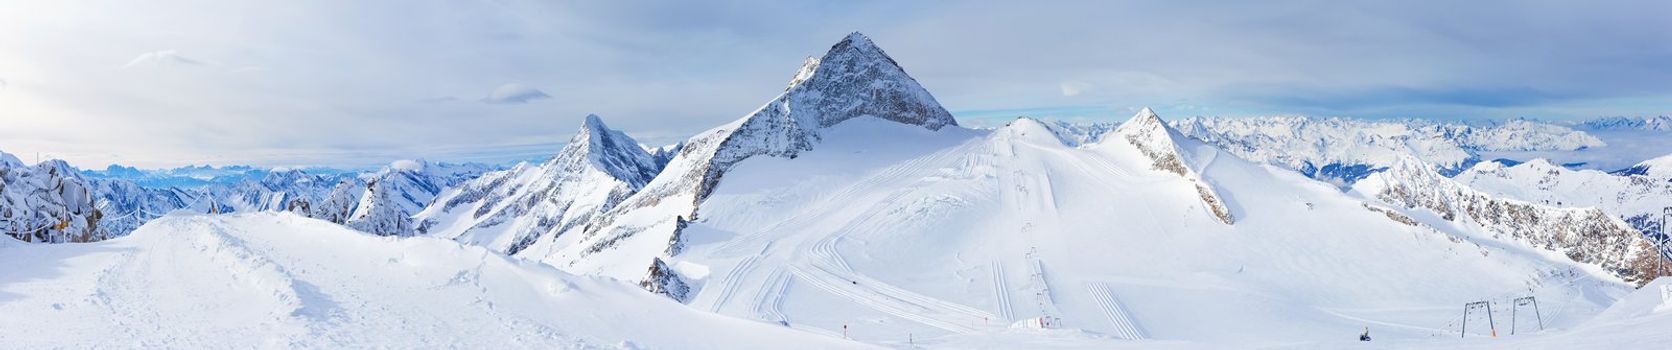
left=2, top=208, right=1669, bottom=348
left=0, top=213, right=867, bottom=349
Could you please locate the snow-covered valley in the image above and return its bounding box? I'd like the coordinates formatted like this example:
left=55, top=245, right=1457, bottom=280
left=4, top=31, right=1672, bottom=349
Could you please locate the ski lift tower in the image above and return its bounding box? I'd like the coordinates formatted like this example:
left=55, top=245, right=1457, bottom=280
left=1511, top=296, right=1542, bottom=335
left=1461, top=301, right=1496, bottom=338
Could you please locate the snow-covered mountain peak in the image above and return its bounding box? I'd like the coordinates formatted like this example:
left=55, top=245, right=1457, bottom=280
left=1108, top=107, right=1194, bottom=173
left=1109, top=107, right=1181, bottom=145
left=1134, top=106, right=1159, bottom=121
left=552, top=114, right=659, bottom=187
left=412, top=114, right=665, bottom=255
left=996, top=117, right=1064, bottom=145
left=1097, top=108, right=1236, bottom=224
left=790, top=31, right=957, bottom=131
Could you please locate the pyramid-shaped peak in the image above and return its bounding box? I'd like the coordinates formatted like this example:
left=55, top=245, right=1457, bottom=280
left=580, top=114, right=610, bottom=132
left=552, top=114, right=658, bottom=186
left=1126, top=107, right=1163, bottom=126
left=1113, top=107, right=1176, bottom=137
left=819, top=32, right=897, bottom=70
left=774, top=32, right=956, bottom=130
left=1136, top=107, right=1158, bottom=119
left=837, top=32, right=878, bottom=50
left=568, top=114, right=635, bottom=150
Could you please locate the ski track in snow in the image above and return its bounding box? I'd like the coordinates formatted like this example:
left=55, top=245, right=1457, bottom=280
left=712, top=141, right=963, bottom=257
left=753, top=268, right=793, bottom=324
left=1085, top=282, right=1146, bottom=340
left=788, top=264, right=988, bottom=334
left=991, top=260, right=1015, bottom=322
left=709, top=253, right=764, bottom=312
left=811, top=229, right=855, bottom=274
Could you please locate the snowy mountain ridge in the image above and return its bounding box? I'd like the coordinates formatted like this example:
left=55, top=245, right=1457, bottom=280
left=1353, top=155, right=1658, bottom=283
left=1172, top=116, right=1604, bottom=185
left=1577, top=115, right=1672, bottom=131
left=1455, top=157, right=1672, bottom=257
left=415, top=115, right=662, bottom=258
left=1, top=151, right=496, bottom=241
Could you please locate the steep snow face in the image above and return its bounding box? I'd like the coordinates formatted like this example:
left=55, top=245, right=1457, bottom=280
left=1456, top=158, right=1672, bottom=256
left=0, top=213, right=866, bottom=349
left=333, top=160, right=493, bottom=236
left=539, top=32, right=960, bottom=281
left=1614, top=153, right=1672, bottom=178
left=1101, top=108, right=1233, bottom=224
left=787, top=32, right=956, bottom=131
left=416, top=115, right=660, bottom=257
left=0, top=160, right=103, bottom=243
left=1353, top=156, right=1656, bottom=284
left=667, top=114, right=1631, bottom=346
left=1173, top=116, right=1603, bottom=185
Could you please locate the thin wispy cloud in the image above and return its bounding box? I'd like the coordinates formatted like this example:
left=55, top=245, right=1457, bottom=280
left=481, top=84, right=551, bottom=105
left=122, top=50, right=207, bottom=69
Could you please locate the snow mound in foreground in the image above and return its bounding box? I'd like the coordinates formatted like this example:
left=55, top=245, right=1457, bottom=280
left=0, top=213, right=864, bottom=349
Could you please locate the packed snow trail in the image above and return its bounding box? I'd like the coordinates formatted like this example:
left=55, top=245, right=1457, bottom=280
left=991, top=260, right=1015, bottom=321
left=1086, top=282, right=1146, bottom=340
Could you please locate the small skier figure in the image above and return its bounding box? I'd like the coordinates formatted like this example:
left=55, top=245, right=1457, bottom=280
left=1359, top=327, right=1372, bottom=341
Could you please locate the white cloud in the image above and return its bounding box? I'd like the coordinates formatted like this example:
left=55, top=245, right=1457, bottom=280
left=1059, top=81, right=1091, bottom=97
left=481, top=84, right=551, bottom=104
left=122, top=50, right=206, bottom=69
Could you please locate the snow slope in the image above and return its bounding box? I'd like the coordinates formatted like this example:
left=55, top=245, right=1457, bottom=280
left=0, top=212, right=867, bottom=349
left=668, top=108, right=1637, bottom=347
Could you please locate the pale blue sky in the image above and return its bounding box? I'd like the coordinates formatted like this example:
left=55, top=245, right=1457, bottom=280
left=2, top=0, right=1669, bottom=168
